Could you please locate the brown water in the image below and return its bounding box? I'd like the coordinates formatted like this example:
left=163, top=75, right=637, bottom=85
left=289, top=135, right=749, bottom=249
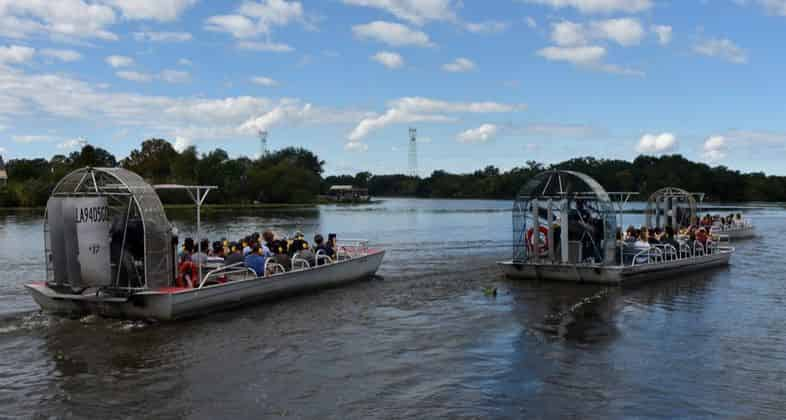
left=1, top=199, right=785, bottom=419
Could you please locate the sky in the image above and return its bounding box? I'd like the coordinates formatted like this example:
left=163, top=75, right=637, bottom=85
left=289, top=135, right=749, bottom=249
left=0, top=0, right=785, bottom=175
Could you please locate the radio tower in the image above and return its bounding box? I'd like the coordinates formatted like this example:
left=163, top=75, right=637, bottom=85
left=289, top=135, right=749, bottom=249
left=258, top=130, right=268, bottom=157
left=408, top=128, right=418, bottom=178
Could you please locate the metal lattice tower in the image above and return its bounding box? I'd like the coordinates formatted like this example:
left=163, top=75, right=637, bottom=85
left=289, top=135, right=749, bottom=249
left=258, top=130, right=268, bottom=157
left=408, top=128, right=418, bottom=177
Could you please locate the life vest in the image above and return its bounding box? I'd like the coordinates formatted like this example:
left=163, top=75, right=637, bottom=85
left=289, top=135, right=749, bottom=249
left=176, top=260, right=198, bottom=288
left=526, top=226, right=549, bottom=256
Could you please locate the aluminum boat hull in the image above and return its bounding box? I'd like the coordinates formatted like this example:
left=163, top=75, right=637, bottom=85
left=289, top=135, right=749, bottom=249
left=26, top=250, right=385, bottom=321
left=498, top=249, right=732, bottom=285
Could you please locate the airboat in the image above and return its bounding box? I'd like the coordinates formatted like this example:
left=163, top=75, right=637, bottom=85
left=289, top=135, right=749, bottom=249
left=25, top=167, right=385, bottom=321
left=497, top=171, right=734, bottom=284
left=710, top=219, right=756, bottom=240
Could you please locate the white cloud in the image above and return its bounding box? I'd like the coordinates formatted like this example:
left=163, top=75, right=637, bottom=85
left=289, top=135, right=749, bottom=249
left=352, top=21, right=434, bottom=47
left=160, top=69, right=190, bottom=83
left=537, top=44, right=643, bottom=76
left=13, top=135, right=52, bottom=144
left=0, top=1, right=118, bottom=41
left=740, top=0, right=786, bottom=16
left=116, top=70, right=153, bottom=82
left=347, top=97, right=524, bottom=142
left=58, top=138, right=83, bottom=150
left=344, top=141, right=369, bottom=152
left=104, top=0, right=197, bottom=21
left=550, top=18, right=645, bottom=47
left=238, top=101, right=366, bottom=134
left=251, top=76, right=280, bottom=86
left=237, top=41, right=295, bottom=52
left=538, top=45, right=606, bottom=64
left=133, top=31, right=193, bottom=42
left=693, top=38, right=747, bottom=64
left=341, top=0, right=458, bottom=25
left=457, top=124, right=498, bottom=143
left=106, top=55, right=134, bottom=68
left=371, top=51, right=404, bottom=69
left=465, top=21, right=509, bottom=34
left=636, top=133, right=677, bottom=154
left=205, top=0, right=308, bottom=53
left=178, top=58, right=192, bottom=66
left=173, top=136, right=192, bottom=152
left=702, top=135, right=727, bottom=162
left=40, top=48, right=81, bottom=62
left=0, top=45, right=35, bottom=64
left=522, top=0, right=652, bottom=14
left=526, top=16, right=538, bottom=28
left=442, top=57, right=476, bottom=72
left=651, top=25, right=672, bottom=46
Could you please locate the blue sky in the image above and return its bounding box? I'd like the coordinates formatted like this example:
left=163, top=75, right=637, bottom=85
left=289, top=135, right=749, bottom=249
left=0, top=0, right=785, bottom=175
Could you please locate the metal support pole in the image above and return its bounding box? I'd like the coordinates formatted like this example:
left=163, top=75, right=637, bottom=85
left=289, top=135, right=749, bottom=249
left=547, top=199, right=554, bottom=262
left=561, top=199, right=569, bottom=264
left=531, top=199, right=539, bottom=262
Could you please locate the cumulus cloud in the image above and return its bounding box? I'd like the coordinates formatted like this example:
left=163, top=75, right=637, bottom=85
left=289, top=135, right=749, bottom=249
left=40, top=48, right=81, bottom=62
left=106, top=55, right=134, bottom=68
left=0, top=0, right=118, bottom=41
left=522, top=0, right=652, bottom=14
left=651, top=25, right=672, bottom=46
left=105, top=0, right=197, bottom=21
left=173, top=136, right=192, bottom=152
left=537, top=44, right=643, bottom=76
left=205, top=0, right=308, bottom=52
left=344, top=141, right=369, bottom=152
left=116, top=70, right=153, bottom=82
left=347, top=97, right=524, bottom=145
left=251, top=76, right=279, bottom=86
left=702, top=135, right=727, bottom=162
left=526, top=16, right=538, bottom=28
left=159, top=69, right=190, bottom=83
left=371, top=51, right=404, bottom=69
left=693, top=37, right=747, bottom=64
left=58, top=138, right=84, bottom=150
left=341, top=0, right=458, bottom=25
left=636, top=132, right=677, bottom=154
left=133, top=31, right=193, bottom=42
left=442, top=57, right=476, bottom=72
left=0, top=45, right=35, bottom=64
left=13, top=135, right=53, bottom=144
left=550, top=18, right=645, bottom=47
left=352, top=21, right=434, bottom=47
left=457, top=124, right=498, bottom=143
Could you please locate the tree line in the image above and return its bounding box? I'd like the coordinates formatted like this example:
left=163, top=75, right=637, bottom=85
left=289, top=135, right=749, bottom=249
left=1, top=139, right=785, bottom=207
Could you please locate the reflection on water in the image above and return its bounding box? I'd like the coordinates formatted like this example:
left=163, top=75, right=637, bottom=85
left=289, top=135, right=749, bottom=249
left=1, top=199, right=786, bottom=418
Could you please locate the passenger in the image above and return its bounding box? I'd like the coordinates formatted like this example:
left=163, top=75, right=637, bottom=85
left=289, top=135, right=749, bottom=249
left=696, top=227, right=708, bottom=245
left=212, top=241, right=224, bottom=258
left=244, top=244, right=266, bottom=276
left=649, top=228, right=663, bottom=244
left=180, top=237, right=195, bottom=261
left=224, top=242, right=244, bottom=266
left=262, top=230, right=275, bottom=250
left=192, top=239, right=210, bottom=265
left=289, top=231, right=310, bottom=256
left=313, top=234, right=334, bottom=265
left=176, top=254, right=198, bottom=288
left=272, top=239, right=291, bottom=270
left=640, top=227, right=650, bottom=243
left=242, top=237, right=253, bottom=256
left=624, top=225, right=636, bottom=242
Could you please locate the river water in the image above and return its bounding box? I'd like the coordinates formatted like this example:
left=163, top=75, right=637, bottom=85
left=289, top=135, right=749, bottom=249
left=1, top=198, right=785, bottom=419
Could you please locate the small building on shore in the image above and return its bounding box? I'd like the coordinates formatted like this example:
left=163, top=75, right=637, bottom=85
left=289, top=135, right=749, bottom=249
left=325, top=185, right=370, bottom=203
left=0, top=156, right=7, bottom=187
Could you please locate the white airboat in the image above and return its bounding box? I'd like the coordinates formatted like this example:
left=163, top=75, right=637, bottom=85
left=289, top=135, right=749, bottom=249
left=25, top=167, right=385, bottom=320
left=498, top=171, right=734, bottom=284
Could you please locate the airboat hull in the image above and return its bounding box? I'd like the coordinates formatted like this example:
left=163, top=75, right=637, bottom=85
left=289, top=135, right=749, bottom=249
left=498, top=249, right=732, bottom=285
left=26, top=250, right=385, bottom=321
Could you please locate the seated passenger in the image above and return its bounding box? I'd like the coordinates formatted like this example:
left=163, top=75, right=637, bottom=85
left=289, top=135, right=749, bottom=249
left=242, top=237, right=253, bottom=256
left=696, top=228, right=708, bottom=245
left=224, top=243, right=244, bottom=266
left=272, top=239, right=291, bottom=270
left=263, top=230, right=276, bottom=250
left=180, top=237, right=195, bottom=261
left=314, top=234, right=335, bottom=265
left=177, top=255, right=198, bottom=288
left=288, top=231, right=309, bottom=256
left=244, top=245, right=266, bottom=276
left=192, top=239, right=210, bottom=265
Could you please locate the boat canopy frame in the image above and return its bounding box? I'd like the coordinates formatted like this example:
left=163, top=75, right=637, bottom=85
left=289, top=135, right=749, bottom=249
left=512, top=170, right=637, bottom=267
left=46, top=167, right=174, bottom=290
left=644, top=187, right=704, bottom=230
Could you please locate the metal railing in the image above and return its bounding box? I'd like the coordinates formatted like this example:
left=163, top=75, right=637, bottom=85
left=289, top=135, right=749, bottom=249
left=198, top=262, right=257, bottom=289
left=336, top=239, right=369, bottom=261
left=628, top=239, right=726, bottom=267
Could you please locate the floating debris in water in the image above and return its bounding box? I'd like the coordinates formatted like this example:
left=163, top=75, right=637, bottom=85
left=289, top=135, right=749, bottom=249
left=482, top=286, right=498, bottom=297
